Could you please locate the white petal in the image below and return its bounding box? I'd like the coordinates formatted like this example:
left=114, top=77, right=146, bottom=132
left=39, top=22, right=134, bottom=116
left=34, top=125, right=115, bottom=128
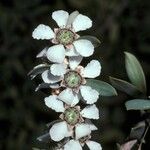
left=49, top=121, right=70, bottom=141
left=44, top=95, right=65, bottom=112
left=86, top=141, right=102, bottom=150
left=46, top=44, right=65, bottom=63
left=66, top=11, right=79, bottom=27
left=85, top=119, right=98, bottom=131
left=81, top=104, right=99, bottom=119
left=49, top=83, right=60, bottom=89
left=52, top=10, right=69, bottom=27
left=73, top=39, right=94, bottom=57
left=69, top=56, right=83, bottom=70
left=80, top=86, right=99, bottom=104
left=41, top=70, right=61, bottom=84
left=89, top=124, right=98, bottom=131
left=72, top=14, right=92, bottom=32
left=75, top=124, right=91, bottom=140
left=58, top=88, right=74, bottom=105
left=82, top=60, right=101, bottom=78
left=50, top=64, right=66, bottom=76
left=64, top=140, right=82, bottom=150
left=32, top=24, right=54, bottom=40
left=36, top=47, right=47, bottom=58
left=71, top=94, right=79, bottom=106
left=65, top=46, right=79, bottom=56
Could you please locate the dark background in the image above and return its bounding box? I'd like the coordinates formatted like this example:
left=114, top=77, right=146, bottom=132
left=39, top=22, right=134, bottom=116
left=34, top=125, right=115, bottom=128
left=0, top=0, right=150, bottom=149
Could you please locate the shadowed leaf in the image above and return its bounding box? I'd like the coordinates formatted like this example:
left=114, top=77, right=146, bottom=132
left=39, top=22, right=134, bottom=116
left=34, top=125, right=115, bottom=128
left=35, top=83, right=60, bottom=92
left=129, top=121, right=146, bottom=140
left=125, top=99, right=150, bottom=110
left=86, top=79, right=117, bottom=96
left=37, top=133, right=50, bottom=143
left=125, top=52, right=146, bottom=94
left=28, top=64, right=50, bottom=79
left=118, top=139, right=137, bottom=150
left=109, top=76, right=143, bottom=97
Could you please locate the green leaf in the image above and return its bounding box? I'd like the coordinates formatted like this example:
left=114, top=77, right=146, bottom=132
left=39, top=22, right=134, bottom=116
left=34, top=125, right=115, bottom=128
left=86, top=79, right=117, bottom=96
left=125, top=52, right=146, bottom=94
left=125, top=99, right=150, bottom=110
left=109, top=76, right=142, bottom=97
left=79, top=36, right=101, bottom=48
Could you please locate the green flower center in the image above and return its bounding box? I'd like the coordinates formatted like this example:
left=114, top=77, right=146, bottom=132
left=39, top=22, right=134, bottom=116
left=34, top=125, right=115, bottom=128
left=56, top=29, right=75, bottom=45
left=64, top=108, right=80, bottom=125
left=64, top=71, right=82, bottom=88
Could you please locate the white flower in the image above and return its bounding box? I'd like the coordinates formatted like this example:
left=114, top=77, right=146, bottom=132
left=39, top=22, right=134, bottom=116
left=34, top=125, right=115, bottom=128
left=44, top=95, right=99, bottom=141
left=42, top=59, right=101, bottom=104
left=32, top=10, right=94, bottom=63
left=64, top=139, right=102, bottom=150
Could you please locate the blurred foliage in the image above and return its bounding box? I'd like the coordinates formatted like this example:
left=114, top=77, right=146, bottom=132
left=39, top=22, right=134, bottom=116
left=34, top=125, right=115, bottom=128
left=0, top=0, right=150, bottom=149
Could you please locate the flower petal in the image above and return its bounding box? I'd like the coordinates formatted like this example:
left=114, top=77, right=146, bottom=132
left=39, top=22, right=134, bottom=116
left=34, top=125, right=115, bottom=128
left=75, top=124, right=91, bottom=140
left=86, top=141, right=102, bottom=150
left=58, top=88, right=79, bottom=106
left=89, top=124, right=98, bottom=131
left=73, top=39, right=94, bottom=57
left=58, top=88, right=74, bottom=105
left=41, top=70, right=62, bottom=84
left=80, top=85, right=99, bottom=104
left=50, top=64, right=67, bottom=76
left=49, top=121, right=70, bottom=141
left=36, top=47, right=47, bottom=58
left=72, top=14, right=92, bottom=32
left=44, top=95, right=65, bottom=112
left=81, top=104, right=99, bottom=119
left=85, top=119, right=98, bottom=131
left=69, top=56, right=83, bottom=70
left=66, top=11, right=79, bottom=27
left=71, top=94, right=80, bottom=106
left=81, top=60, right=101, bottom=78
left=65, top=46, right=79, bottom=57
left=32, top=24, right=54, bottom=40
left=64, top=140, right=82, bottom=150
left=46, top=44, right=65, bottom=63
left=52, top=10, right=69, bottom=27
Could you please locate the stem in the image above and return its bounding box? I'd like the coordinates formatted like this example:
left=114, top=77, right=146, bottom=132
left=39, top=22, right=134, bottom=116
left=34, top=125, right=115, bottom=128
left=139, top=122, right=150, bottom=149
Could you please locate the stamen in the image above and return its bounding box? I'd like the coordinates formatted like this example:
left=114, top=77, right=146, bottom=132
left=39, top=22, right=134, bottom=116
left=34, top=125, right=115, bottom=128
left=64, top=71, right=82, bottom=88
left=64, top=108, right=80, bottom=125
left=56, top=29, right=75, bottom=45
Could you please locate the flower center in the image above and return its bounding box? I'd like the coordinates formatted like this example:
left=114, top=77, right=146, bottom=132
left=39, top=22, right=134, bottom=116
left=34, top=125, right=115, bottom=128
left=56, top=29, right=75, bottom=45
left=64, top=71, right=82, bottom=88
left=64, top=108, right=80, bottom=125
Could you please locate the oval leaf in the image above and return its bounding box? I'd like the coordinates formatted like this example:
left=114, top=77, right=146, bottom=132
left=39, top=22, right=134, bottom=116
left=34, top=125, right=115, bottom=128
left=86, top=79, right=117, bottom=96
left=28, top=64, right=50, bottom=79
left=125, top=99, right=150, bottom=110
left=125, top=52, right=146, bottom=94
left=109, top=76, right=143, bottom=97
left=35, top=83, right=59, bottom=92
left=78, top=36, right=101, bottom=48
left=129, top=121, right=146, bottom=140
